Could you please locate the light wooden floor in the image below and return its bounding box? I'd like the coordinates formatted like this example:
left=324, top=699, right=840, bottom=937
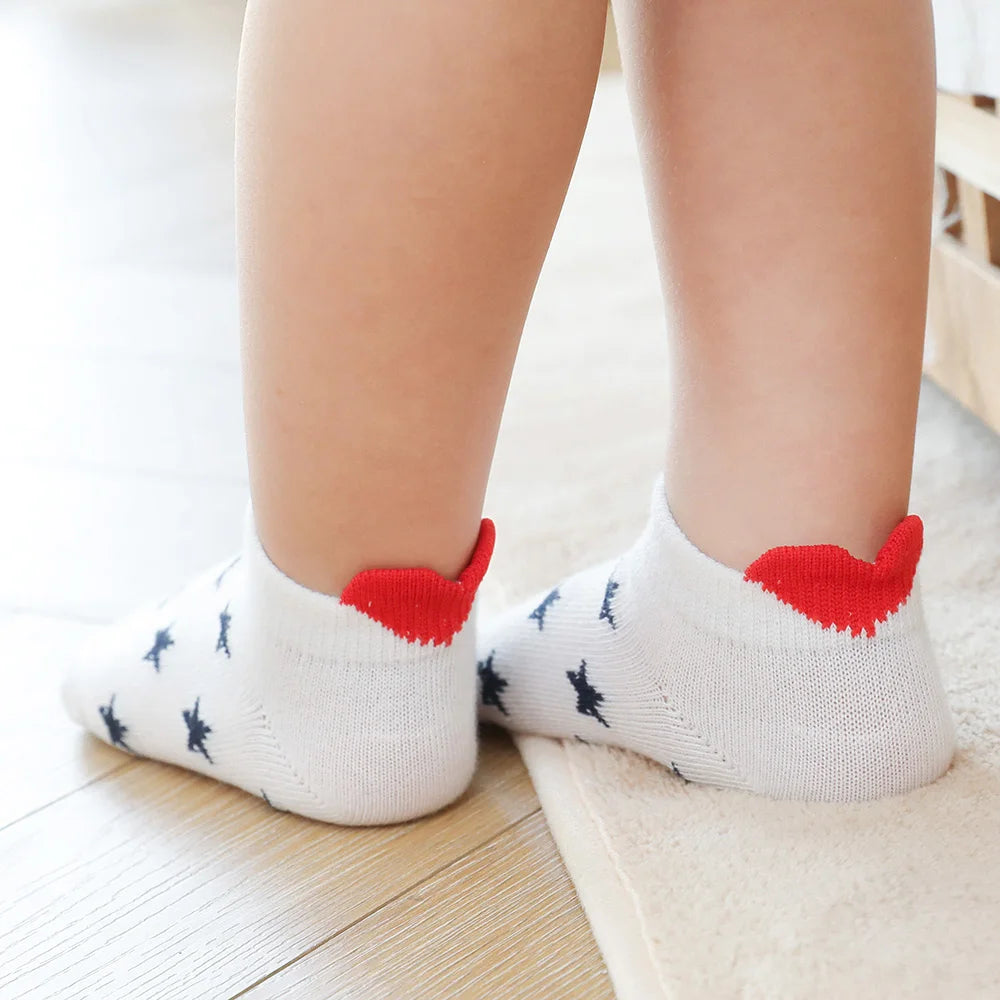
left=0, top=3, right=613, bottom=996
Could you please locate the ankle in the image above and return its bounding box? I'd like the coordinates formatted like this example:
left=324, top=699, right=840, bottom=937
left=664, top=474, right=911, bottom=569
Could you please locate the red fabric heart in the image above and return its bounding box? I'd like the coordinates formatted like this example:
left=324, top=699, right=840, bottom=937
left=743, top=515, right=923, bottom=637
left=340, top=519, right=495, bottom=646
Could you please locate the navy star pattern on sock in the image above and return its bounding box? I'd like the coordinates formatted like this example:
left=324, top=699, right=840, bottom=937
left=567, top=659, right=609, bottom=728
left=126, top=568, right=624, bottom=778
left=99, top=695, right=131, bottom=751
left=528, top=588, right=560, bottom=631
left=215, top=555, right=241, bottom=589
left=216, top=605, right=232, bottom=658
left=142, top=626, right=174, bottom=672
left=478, top=651, right=510, bottom=716
left=183, top=697, right=213, bottom=763
left=598, top=577, right=619, bottom=629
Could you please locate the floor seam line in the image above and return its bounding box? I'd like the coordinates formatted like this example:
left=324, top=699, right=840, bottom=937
left=226, top=806, right=543, bottom=999
left=0, top=760, right=137, bottom=835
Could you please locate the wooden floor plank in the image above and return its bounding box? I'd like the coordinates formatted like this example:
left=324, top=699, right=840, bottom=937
left=0, top=731, right=537, bottom=1000
left=0, top=466, right=247, bottom=621
left=244, top=812, right=615, bottom=1000
left=0, top=615, right=126, bottom=829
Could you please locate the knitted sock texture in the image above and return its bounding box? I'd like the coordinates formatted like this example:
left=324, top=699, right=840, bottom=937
left=63, top=511, right=495, bottom=825
left=478, top=479, right=954, bottom=801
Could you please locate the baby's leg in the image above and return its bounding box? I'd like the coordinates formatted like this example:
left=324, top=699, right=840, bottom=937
left=238, top=0, right=605, bottom=595
left=618, top=0, right=936, bottom=569
left=480, top=0, right=955, bottom=801
left=63, top=0, right=608, bottom=824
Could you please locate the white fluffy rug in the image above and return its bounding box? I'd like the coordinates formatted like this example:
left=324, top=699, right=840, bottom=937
left=481, top=75, right=1000, bottom=999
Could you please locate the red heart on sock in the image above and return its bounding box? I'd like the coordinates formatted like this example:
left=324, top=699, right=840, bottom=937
left=743, top=515, right=923, bottom=637
left=340, top=519, right=496, bottom=646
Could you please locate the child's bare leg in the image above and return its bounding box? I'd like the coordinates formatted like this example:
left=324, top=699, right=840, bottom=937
left=613, top=0, right=935, bottom=567
left=64, top=0, right=607, bottom=824
left=478, top=1, right=954, bottom=802
left=239, top=0, right=607, bottom=594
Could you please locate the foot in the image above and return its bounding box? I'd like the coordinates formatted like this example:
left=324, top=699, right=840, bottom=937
left=477, top=479, right=954, bottom=801
left=63, top=510, right=495, bottom=825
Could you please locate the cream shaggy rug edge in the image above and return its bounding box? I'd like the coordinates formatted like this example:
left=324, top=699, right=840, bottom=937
left=514, top=734, right=666, bottom=999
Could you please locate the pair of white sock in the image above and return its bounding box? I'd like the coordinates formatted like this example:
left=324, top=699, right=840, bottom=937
left=63, top=480, right=954, bottom=824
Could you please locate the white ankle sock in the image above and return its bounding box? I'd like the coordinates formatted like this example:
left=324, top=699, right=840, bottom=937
left=63, top=510, right=494, bottom=825
left=478, top=479, right=954, bottom=801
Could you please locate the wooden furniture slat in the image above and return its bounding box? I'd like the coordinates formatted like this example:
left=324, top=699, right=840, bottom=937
left=958, top=175, right=995, bottom=261
left=936, top=93, right=1000, bottom=202
left=244, top=812, right=615, bottom=1000
left=927, top=234, right=1000, bottom=435
left=0, top=730, right=537, bottom=1000
left=954, top=98, right=1000, bottom=266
